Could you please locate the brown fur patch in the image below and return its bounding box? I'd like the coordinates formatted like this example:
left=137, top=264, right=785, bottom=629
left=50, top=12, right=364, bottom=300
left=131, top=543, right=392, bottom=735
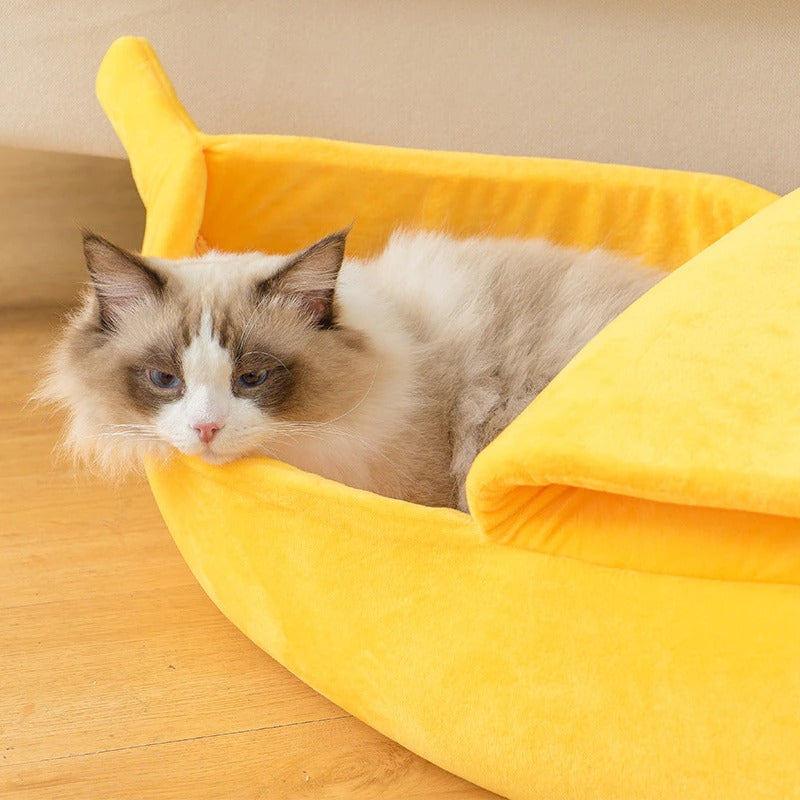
left=125, top=367, right=183, bottom=415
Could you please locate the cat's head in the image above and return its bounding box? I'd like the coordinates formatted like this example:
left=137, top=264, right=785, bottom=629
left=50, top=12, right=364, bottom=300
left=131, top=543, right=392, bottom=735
left=39, top=229, right=381, bottom=473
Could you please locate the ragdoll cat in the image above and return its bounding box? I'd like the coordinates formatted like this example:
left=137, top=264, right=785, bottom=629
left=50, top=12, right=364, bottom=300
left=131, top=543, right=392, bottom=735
left=40, top=229, right=664, bottom=510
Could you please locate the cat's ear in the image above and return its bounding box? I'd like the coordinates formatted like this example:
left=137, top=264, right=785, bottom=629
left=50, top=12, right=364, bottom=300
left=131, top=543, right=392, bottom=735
left=258, top=229, right=349, bottom=328
left=82, top=232, right=165, bottom=330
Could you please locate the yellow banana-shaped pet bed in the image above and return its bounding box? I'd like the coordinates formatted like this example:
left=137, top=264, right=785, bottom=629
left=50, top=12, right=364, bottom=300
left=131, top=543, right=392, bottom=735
left=97, top=37, right=799, bottom=800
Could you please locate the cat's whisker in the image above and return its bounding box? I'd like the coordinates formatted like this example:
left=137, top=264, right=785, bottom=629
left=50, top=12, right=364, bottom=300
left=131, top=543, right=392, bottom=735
left=261, top=418, right=401, bottom=470
left=337, top=366, right=380, bottom=422
left=94, top=433, right=162, bottom=440
left=238, top=351, right=290, bottom=371
left=96, top=429, right=160, bottom=434
left=102, top=423, right=158, bottom=428
left=287, top=367, right=380, bottom=431
left=99, top=423, right=160, bottom=432
left=236, top=293, right=272, bottom=356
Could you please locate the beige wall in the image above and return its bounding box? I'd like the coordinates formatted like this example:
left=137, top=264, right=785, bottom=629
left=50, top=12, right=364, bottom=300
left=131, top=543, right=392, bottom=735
left=0, top=147, right=144, bottom=309
left=1, top=1, right=799, bottom=193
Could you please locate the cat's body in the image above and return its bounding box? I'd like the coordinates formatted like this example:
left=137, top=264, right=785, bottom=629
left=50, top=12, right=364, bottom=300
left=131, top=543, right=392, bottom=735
left=41, top=229, right=664, bottom=510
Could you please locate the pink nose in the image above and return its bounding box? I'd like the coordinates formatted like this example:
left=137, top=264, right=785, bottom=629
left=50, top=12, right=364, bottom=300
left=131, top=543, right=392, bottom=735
left=193, top=422, right=223, bottom=444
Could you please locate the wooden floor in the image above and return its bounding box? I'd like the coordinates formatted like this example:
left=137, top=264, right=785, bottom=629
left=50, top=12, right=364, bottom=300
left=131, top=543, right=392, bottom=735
left=0, top=324, right=503, bottom=793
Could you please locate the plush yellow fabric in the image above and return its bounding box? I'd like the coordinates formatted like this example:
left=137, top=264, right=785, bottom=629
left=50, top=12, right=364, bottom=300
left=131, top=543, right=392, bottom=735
left=97, top=37, right=800, bottom=800
left=469, top=184, right=800, bottom=585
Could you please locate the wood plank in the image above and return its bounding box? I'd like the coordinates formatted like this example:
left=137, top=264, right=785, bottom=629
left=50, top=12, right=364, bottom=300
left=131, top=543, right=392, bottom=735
left=1, top=716, right=499, bottom=800
left=2, top=584, right=343, bottom=764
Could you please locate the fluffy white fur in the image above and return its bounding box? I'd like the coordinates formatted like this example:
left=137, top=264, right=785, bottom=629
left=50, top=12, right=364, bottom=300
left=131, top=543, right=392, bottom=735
left=39, top=230, right=664, bottom=509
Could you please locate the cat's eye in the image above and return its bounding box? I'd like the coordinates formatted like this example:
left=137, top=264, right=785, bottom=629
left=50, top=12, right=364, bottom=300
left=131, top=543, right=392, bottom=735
left=237, top=369, right=270, bottom=388
left=148, top=369, right=182, bottom=389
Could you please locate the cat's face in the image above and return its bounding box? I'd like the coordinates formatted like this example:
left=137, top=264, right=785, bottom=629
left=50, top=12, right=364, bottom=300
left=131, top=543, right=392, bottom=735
left=45, top=230, right=378, bottom=469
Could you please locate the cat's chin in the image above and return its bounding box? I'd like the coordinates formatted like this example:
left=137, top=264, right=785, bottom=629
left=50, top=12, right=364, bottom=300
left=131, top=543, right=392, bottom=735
left=176, top=446, right=246, bottom=466
left=174, top=447, right=232, bottom=465
left=170, top=441, right=261, bottom=465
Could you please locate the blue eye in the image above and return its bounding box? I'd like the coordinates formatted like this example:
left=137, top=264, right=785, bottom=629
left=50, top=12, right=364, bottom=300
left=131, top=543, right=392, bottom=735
left=237, top=369, right=270, bottom=387
left=148, top=369, right=182, bottom=389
